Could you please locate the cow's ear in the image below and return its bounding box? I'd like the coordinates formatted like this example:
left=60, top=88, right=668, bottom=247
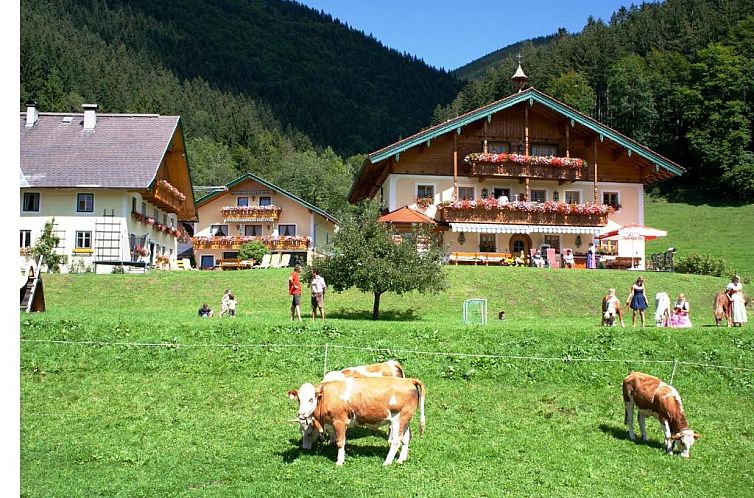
left=670, top=433, right=682, bottom=440
left=287, top=390, right=299, bottom=400
left=315, top=385, right=324, bottom=400
left=693, top=432, right=702, bottom=439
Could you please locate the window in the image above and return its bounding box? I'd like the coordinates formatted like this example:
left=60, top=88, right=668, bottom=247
left=493, top=188, right=510, bottom=200
left=200, top=255, right=215, bottom=269
left=132, top=197, right=137, bottom=213
left=141, top=202, right=147, bottom=215
left=77, top=193, right=94, bottom=213
left=23, top=192, right=40, bottom=212
left=223, top=251, right=238, bottom=260
left=20, top=230, right=31, bottom=248
left=487, top=142, right=510, bottom=154
left=458, top=187, right=475, bottom=200
left=603, top=192, right=620, bottom=210
left=479, top=234, right=496, bottom=252
left=530, top=144, right=558, bottom=156
left=163, top=214, right=167, bottom=226
left=153, top=209, right=159, bottom=222
left=417, top=185, right=434, bottom=198
left=244, top=225, right=262, bottom=236
left=544, top=235, right=561, bottom=251
left=279, top=224, right=296, bottom=236
left=259, top=196, right=272, bottom=206
left=210, top=224, right=228, bottom=236
left=531, top=190, right=546, bottom=203
left=75, top=231, right=92, bottom=249
left=237, top=197, right=249, bottom=207
left=565, top=190, right=581, bottom=204
left=512, top=239, right=525, bottom=254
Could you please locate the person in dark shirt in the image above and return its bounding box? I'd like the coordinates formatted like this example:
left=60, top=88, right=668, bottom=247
left=198, top=303, right=213, bottom=318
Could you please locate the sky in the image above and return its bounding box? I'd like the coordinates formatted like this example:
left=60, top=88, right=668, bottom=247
left=298, top=0, right=635, bottom=70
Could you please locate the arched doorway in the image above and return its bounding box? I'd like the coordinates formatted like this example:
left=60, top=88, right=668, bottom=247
left=509, top=234, right=532, bottom=256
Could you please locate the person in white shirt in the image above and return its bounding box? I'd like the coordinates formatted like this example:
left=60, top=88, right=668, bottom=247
left=310, top=269, right=327, bottom=321
left=563, top=249, right=575, bottom=269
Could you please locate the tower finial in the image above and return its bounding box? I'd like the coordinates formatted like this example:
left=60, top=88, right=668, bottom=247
left=511, top=56, right=528, bottom=93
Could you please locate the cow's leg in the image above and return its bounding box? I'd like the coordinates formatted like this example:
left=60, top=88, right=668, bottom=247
left=625, top=400, right=636, bottom=441
left=662, top=419, right=673, bottom=454
left=396, top=426, right=412, bottom=464
left=638, top=413, right=648, bottom=442
left=332, top=420, right=347, bottom=466
left=383, top=413, right=402, bottom=466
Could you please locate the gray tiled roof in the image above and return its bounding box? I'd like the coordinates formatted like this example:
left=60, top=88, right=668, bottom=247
left=20, top=113, right=180, bottom=188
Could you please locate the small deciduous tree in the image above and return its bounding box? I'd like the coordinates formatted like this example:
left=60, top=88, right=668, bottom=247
left=239, top=240, right=268, bottom=263
left=32, top=218, right=64, bottom=272
left=311, top=203, right=447, bottom=320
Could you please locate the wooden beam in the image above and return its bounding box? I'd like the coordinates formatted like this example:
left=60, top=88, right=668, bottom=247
left=483, top=119, right=488, bottom=153
left=612, top=147, right=626, bottom=162
left=565, top=121, right=570, bottom=158
left=453, top=133, right=458, bottom=200
left=524, top=106, right=529, bottom=157
left=593, top=140, right=598, bottom=204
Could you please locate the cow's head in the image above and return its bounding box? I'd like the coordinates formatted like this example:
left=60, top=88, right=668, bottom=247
left=671, top=429, right=701, bottom=458
left=287, top=383, right=321, bottom=449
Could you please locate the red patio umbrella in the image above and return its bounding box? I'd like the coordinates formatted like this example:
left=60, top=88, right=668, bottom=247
left=597, top=223, right=667, bottom=241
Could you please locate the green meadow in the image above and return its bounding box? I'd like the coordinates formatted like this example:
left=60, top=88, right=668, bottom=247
left=20, top=263, right=753, bottom=497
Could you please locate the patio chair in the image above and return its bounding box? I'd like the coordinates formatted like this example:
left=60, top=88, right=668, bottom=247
left=181, top=258, right=195, bottom=271
left=252, top=254, right=272, bottom=269
left=267, top=253, right=281, bottom=269
left=277, top=253, right=291, bottom=268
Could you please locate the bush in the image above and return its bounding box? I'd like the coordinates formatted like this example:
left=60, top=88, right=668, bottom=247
left=239, top=241, right=268, bottom=263
left=675, top=252, right=734, bottom=278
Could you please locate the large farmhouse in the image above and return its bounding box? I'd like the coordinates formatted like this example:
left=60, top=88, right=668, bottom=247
left=349, top=66, right=684, bottom=268
left=192, top=173, right=338, bottom=269
left=20, top=102, right=197, bottom=273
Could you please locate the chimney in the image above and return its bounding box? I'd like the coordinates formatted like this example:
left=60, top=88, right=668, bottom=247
left=25, top=100, right=38, bottom=128
left=82, top=103, right=98, bottom=130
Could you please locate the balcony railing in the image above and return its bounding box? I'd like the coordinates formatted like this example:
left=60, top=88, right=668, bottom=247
left=192, top=235, right=310, bottom=251
left=143, top=179, right=187, bottom=213
left=439, top=204, right=608, bottom=226
left=465, top=153, right=586, bottom=181
left=220, top=206, right=282, bottom=222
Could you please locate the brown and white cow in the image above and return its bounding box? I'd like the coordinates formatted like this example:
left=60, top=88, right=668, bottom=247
left=622, top=371, right=701, bottom=457
left=288, top=376, right=426, bottom=466
left=323, top=360, right=405, bottom=381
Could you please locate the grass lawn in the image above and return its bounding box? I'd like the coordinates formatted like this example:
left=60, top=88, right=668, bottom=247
left=644, top=196, right=754, bottom=278
left=20, top=267, right=754, bottom=497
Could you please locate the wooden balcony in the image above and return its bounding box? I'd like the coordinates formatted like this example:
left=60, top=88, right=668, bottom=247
left=467, top=162, right=585, bottom=181
left=464, top=153, right=586, bottom=181
left=220, top=206, right=282, bottom=222
left=439, top=206, right=607, bottom=226
left=143, top=179, right=187, bottom=213
left=192, top=236, right=309, bottom=251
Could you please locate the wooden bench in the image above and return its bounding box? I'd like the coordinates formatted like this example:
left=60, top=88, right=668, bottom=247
left=449, top=252, right=480, bottom=265
left=603, top=256, right=637, bottom=270
left=478, top=252, right=514, bottom=266
left=219, top=258, right=242, bottom=270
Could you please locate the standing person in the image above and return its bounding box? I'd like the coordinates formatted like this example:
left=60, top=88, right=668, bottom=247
left=288, top=264, right=303, bottom=322
left=586, top=242, right=596, bottom=269
left=227, top=293, right=237, bottom=317
left=626, top=276, right=648, bottom=327
left=219, top=289, right=231, bottom=317
left=310, top=268, right=326, bottom=321
left=726, top=275, right=748, bottom=326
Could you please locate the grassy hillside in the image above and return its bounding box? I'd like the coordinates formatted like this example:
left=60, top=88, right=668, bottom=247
left=20, top=268, right=753, bottom=496
left=644, top=196, right=754, bottom=278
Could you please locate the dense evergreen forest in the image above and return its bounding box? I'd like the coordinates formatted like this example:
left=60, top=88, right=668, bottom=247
left=435, top=0, right=754, bottom=201
left=453, top=34, right=557, bottom=81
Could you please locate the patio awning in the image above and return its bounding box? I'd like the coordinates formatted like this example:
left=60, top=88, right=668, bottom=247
left=449, top=223, right=604, bottom=235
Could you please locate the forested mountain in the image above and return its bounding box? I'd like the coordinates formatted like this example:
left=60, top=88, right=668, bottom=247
left=453, top=34, right=557, bottom=81
left=435, top=0, right=754, bottom=201
left=21, top=0, right=462, bottom=157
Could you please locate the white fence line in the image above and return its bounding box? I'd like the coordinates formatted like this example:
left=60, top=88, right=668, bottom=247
left=20, top=338, right=754, bottom=373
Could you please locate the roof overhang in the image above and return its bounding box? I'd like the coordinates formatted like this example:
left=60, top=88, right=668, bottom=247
left=449, top=223, right=604, bottom=235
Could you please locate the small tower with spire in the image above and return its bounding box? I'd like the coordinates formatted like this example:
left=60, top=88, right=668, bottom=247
left=511, top=54, right=528, bottom=93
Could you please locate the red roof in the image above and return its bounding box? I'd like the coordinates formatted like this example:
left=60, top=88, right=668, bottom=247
left=378, top=206, right=436, bottom=224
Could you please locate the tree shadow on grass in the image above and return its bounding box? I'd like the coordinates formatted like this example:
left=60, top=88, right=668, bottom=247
left=328, top=307, right=421, bottom=321
left=280, top=432, right=390, bottom=464
left=598, top=423, right=665, bottom=450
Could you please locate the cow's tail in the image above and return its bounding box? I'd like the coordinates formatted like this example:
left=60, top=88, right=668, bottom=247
left=390, top=360, right=406, bottom=378
left=413, top=379, right=426, bottom=436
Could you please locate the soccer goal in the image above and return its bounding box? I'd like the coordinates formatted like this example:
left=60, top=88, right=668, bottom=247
left=462, top=298, right=487, bottom=325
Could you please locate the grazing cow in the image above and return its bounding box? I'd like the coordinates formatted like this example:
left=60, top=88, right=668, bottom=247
left=622, top=371, right=700, bottom=457
left=288, top=376, right=426, bottom=466
left=713, top=291, right=732, bottom=327
left=655, top=292, right=671, bottom=327
left=323, top=360, right=404, bottom=381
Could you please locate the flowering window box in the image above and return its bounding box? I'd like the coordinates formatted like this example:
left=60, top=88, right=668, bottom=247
left=192, top=234, right=311, bottom=251
left=465, top=152, right=586, bottom=181
left=438, top=200, right=610, bottom=226
left=221, top=205, right=282, bottom=222
left=73, top=248, right=94, bottom=255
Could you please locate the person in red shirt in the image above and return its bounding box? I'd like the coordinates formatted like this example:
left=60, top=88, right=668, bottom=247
left=288, top=264, right=303, bottom=321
